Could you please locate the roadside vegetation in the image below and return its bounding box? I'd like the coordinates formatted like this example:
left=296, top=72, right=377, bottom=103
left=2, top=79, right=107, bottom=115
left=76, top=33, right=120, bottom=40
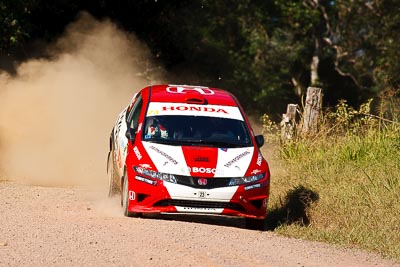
left=263, top=96, right=400, bottom=261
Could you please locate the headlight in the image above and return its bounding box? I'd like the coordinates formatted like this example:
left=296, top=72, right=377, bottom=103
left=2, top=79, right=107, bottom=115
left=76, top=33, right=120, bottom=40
left=133, top=166, right=177, bottom=184
left=228, top=173, right=265, bottom=186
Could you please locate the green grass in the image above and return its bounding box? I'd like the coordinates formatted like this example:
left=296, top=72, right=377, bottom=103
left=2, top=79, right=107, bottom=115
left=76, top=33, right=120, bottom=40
left=263, top=100, right=400, bottom=261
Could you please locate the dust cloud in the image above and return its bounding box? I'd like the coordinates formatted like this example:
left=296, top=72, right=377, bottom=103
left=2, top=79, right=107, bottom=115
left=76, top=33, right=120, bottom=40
left=0, top=12, right=165, bottom=189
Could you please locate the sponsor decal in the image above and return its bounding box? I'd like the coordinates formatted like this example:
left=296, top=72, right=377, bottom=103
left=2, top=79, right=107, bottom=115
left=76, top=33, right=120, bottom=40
left=162, top=105, right=228, bottom=114
left=146, top=110, right=159, bottom=115
left=129, top=191, right=135, bottom=200
left=119, top=139, right=127, bottom=152
left=123, top=144, right=128, bottom=158
left=133, top=146, right=142, bottom=160
left=135, top=176, right=157, bottom=186
left=114, top=112, right=124, bottom=139
left=194, top=157, right=209, bottom=162
left=139, top=163, right=151, bottom=168
left=256, top=152, right=262, bottom=166
left=148, top=145, right=178, bottom=165
left=188, top=167, right=223, bottom=175
left=182, top=207, right=217, bottom=211
left=166, top=86, right=215, bottom=95
left=244, top=183, right=262, bottom=191
left=224, top=151, right=251, bottom=168
left=251, top=169, right=261, bottom=175
left=263, top=198, right=268, bottom=207
left=197, top=178, right=208, bottom=186
left=147, top=102, right=243, bottom=120
left=219, top=148, right=228, bottom=152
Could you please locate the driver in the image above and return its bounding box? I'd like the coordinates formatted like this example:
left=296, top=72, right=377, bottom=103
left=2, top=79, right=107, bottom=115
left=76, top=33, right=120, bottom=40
left=147, top=117, right=169, bottom=139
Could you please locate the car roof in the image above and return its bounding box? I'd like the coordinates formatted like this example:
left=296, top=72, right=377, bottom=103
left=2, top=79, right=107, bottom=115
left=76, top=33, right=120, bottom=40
left=146, top=84, right=238, bottom=107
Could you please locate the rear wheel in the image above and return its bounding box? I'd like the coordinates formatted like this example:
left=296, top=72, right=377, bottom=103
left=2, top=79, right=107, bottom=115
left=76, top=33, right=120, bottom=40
left=245, top=217, right=266, bottom=231
left=107, top=151, right=120, bottom=197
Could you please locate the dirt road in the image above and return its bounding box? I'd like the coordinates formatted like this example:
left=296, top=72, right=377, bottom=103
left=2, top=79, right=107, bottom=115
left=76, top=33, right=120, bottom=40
left=0, top=182, right=398, bottom=267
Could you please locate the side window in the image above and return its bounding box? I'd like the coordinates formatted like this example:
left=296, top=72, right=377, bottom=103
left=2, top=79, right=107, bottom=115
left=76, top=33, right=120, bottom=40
left=127, top=95, right=143, bottom=132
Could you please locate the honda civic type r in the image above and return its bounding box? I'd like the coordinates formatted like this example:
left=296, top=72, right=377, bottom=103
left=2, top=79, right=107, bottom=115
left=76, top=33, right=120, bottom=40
left=107, top=84, right=270, bottom=229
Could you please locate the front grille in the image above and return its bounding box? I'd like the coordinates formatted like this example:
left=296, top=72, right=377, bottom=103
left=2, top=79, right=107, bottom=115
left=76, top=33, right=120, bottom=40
left=175, top=175, right=231, bottom=189
left=154, top=199, right=245, bottom=212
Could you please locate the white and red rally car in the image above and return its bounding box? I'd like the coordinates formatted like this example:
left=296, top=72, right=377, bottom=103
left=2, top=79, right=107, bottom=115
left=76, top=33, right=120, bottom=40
left=107, top=84, right=270, bottom=229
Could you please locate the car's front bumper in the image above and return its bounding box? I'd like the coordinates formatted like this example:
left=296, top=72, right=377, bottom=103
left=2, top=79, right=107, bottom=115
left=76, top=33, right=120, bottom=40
left=126, top=172, right=270, bottom=219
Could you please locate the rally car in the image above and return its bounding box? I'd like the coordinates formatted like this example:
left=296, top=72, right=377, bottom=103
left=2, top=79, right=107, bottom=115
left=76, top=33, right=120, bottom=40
left=107, top=84, right=270, bottom=230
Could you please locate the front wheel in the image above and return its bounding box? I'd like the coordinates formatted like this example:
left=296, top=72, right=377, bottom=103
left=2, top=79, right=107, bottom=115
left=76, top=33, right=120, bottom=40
left=122, top=173, right=141, bottom=217
left=122, top=175, right=133, bottom=217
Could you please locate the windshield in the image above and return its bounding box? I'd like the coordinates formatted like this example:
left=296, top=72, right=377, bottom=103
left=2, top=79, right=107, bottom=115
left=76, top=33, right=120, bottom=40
left=143, top=115, right=252, bottom=147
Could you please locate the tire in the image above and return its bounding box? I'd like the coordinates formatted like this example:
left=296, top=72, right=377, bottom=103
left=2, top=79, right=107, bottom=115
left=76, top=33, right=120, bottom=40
left=107, top=151, right=120, bottom=197
left=122, top=174, right=132, bottom=217
left=122, top=171, right=141, bottom=218
left=122, top=172, right=140, bottom=217
left=245, top=217, right=266, bottom=231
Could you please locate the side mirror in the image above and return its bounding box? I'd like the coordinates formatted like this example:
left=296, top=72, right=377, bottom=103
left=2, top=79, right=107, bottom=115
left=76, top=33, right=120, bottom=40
left=255, top=135, right=264, bottom=148
left=125, top=128, right=136, bottom=142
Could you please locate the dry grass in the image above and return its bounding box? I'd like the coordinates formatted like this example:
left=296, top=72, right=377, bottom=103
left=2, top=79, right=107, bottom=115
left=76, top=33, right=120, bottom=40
left=263, top=98, right=400, bottom=261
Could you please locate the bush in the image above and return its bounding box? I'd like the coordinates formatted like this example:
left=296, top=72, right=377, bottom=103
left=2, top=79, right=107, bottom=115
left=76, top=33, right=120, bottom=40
left=264, top=97, right=400, bottom=261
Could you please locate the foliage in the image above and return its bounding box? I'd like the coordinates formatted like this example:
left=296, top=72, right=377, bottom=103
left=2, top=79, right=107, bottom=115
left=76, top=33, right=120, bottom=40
left=0, top=0, right=31, bottom=52
left=0, top=0, right=400, bottom=115
left=335, top=0, right=400, bottom=93
left=261, top=114, right=280, bottom=143
left=265, top=98, right=400, bottom=260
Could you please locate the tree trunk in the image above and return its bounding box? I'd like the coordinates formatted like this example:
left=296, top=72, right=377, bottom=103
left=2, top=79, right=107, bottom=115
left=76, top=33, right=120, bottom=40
left=311, top=39, right=320, bottom=85
left=281, top=104, right=298, bottom=141
left=301, top=87, right=323, bottom=136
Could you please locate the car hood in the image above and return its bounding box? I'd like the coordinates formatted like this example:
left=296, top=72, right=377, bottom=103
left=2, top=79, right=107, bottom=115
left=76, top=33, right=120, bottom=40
left=142, top=142, right=255, bottom=177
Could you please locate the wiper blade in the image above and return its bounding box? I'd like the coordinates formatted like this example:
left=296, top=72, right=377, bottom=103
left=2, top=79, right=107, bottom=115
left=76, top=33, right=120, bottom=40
left=185, top=139, right=247, bottom=148
left=143, top=138, right=248, bottom=148
left=144, top=138, right=207, bottom=146
left=143, top=138, right=173, bottom=145
left=206, top=140, right=247, bottom=148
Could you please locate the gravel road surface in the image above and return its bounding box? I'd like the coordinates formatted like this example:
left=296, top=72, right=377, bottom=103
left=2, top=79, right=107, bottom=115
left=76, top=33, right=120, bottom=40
left=0, top=182, right=398, bottom=267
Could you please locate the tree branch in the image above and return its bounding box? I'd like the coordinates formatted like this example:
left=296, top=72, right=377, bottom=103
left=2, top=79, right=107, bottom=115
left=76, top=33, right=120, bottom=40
left=316, top=1, right=363, bottom=89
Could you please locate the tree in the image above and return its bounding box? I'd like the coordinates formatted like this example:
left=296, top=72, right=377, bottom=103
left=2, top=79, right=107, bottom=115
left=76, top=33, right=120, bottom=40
left=1, top=0, right=398, bottom=116
left=0, top=0, right=31, bottom=53
left=317, top=0, right=400, bottom=108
